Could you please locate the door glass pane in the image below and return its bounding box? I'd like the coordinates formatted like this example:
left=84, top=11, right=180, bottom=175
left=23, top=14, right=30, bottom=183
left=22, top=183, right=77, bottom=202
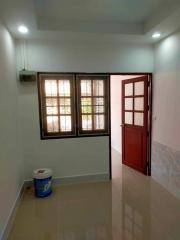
left=81, top=80, right=91, bottom=96
left=93, top=80, right=104, bottom=96
left=134, top=112, right=144, bottom=126
left=47, top=116, right=59, bottom=132
left=135, top=81, right=144, bottom=95
left=82, top=115, right=92, bottom=130
left=45, top=80, right=57, bottom=96
left=134, top=97, right=144, bottom=111
left=125, top=112, right=133, bottom=124
left=94, top=115, right=105, bottom=130
left=125, top=83, right=133, bottom=96
left=59, top=80, right=70, bottom=96
left=125, top=98, right=133, bottom=110
left=60, top=116, right=72, bottom=131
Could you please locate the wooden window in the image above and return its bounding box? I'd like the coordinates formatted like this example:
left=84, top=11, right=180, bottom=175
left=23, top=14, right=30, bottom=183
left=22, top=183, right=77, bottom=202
left=38, top=74, right=76, bottom=138
left=77, top=75, right=109, bottom=136
left=38, top=74, right=109, bottom=139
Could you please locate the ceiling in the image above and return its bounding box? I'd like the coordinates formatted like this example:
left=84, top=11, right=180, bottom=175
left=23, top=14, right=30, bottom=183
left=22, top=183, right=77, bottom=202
left=0, top=0, right=180, bottom=43
left=35, top=0, right=164, bottom=23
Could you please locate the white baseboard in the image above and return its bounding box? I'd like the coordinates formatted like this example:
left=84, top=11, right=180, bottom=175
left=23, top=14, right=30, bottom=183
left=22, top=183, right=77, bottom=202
left=1, top=172, right=109, bottom=240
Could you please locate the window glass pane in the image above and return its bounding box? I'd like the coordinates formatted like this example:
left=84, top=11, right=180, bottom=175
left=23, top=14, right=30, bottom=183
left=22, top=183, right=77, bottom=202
left=93, top=97, right=104, bottom=105
left=60, top=106, right=71, bottom=114
left=81, top=106, right=92, bottom=114
left=59, top=98, right=71, bottom=106
left=59, top=80, right=70, bottom=96
left=125, top=98, right=133, bottom=110
left=135, top=81, right=144, bottom=95
left=125, top=83, right=133, bottom=96
left=46, top=98, right=58, bottom=106
left=134, top=112, right=144, bottom=126
left=81, top=80, right=91, bottom=96
left=60, top=116, right=72, bottom=131
left=134, top=97, right=144, bottom=111
left=94, top=115, right=105, bottom=130
left=81, top=98, right=92, bottom=106
left=46, top=107, right=58, bottom=115
left=40, top=74, right=77, bottom=137
left=125, top=112, right=133, bottom=124
left=45, top=80, right=57, bottom=96
left=82, top=115, right=92, bottom=130
left=94, top=106, right=104, bottom=113
left=93, top=80, right=104, bottom=96
left=47, top=116, right=59, bottom=132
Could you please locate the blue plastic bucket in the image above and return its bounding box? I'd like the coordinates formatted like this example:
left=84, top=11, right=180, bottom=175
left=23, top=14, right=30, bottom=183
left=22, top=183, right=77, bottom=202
left=33, top=168, right=53, bottom=198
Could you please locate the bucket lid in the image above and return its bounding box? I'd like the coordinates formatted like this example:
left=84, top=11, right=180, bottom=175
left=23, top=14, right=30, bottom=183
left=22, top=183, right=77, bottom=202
left=33, top=168, right=53, bottom=179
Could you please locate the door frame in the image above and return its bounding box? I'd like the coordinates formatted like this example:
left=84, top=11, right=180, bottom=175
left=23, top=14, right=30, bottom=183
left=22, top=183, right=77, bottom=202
left=109, top=73, right=152, bottom=178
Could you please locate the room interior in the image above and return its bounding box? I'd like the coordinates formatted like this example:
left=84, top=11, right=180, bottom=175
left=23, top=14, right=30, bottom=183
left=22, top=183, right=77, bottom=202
left=0, top=0, right=180, bottom=239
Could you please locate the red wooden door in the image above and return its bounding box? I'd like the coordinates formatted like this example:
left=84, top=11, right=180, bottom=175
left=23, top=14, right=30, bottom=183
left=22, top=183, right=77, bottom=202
left=122, top=76, right=149, bottom=174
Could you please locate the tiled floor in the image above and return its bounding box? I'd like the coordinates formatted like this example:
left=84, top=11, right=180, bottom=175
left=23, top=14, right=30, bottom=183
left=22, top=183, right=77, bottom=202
left=8, top=150, right=180, bottom=240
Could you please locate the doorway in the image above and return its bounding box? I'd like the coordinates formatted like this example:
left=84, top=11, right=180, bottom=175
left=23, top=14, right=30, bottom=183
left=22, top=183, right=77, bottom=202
left=110, top=74, right=152, bottom=177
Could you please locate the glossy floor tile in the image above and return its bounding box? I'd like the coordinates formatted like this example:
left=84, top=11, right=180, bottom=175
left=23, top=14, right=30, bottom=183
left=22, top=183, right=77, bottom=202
left=8, top=150, right=180, bottom=240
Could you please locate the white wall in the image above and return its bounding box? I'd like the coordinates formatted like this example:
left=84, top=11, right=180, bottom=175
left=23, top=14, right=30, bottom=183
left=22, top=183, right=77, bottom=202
left=18, top=82, right=109, bottom=179
left=17, top=39, right=154, bottom=73
left=153, top=32, right=180, bottom=150
left=111, top=75, right=143, bottom=154
left=16, top=39, right=153, bottom=180
left=17, top=80, right=109, bottom=181
left=0, top=23, right=23, bottom=239
left=152, top=29, right=180, bottom=198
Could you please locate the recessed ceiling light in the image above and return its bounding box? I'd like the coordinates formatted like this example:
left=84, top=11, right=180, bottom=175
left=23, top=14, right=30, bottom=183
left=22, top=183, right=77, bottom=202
left=152, top=32, right=161, bottom=39
left=18, top=25, right=29, bottom=34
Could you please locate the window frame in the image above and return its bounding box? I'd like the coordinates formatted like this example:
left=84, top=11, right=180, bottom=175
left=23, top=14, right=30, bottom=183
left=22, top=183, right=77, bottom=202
left=38, top=73, right=110, bottom=139
left=38, top=73, right=76, bottom=139
left=76, top=74, right=110, bottom=136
